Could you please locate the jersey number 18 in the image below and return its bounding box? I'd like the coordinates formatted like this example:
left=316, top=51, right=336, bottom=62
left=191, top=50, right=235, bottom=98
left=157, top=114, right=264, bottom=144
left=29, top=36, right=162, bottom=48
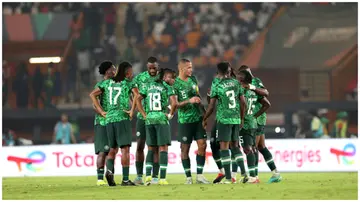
left=149, top=92, right=161, bottom=111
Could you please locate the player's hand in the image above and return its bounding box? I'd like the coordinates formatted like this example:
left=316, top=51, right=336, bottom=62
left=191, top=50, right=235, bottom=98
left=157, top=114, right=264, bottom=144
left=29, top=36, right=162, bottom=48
left=123, top=110, right=134, bottom=120
left=189, top=97, right=201, bottom=104
left=242, top=83, right=249, bottom=89
left=100, top=111, right=107, bottom=118
left=202, top=120, right=207, bottom=129
left=141, top=113, right=147, bottom=120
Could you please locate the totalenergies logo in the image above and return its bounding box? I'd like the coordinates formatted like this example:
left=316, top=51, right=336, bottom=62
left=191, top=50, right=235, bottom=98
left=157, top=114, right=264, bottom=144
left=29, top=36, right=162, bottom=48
left=330, top=143, right=356, bottom=165
left=7, top=151, right=46, bottom=172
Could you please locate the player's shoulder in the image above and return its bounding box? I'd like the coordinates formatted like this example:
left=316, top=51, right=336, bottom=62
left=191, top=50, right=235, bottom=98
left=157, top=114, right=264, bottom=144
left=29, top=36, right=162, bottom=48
left=253, top=77, right=265, bottom=87
left=134, top=71, right=148, bottom=80
left=189, top=75, right=198, bottom=84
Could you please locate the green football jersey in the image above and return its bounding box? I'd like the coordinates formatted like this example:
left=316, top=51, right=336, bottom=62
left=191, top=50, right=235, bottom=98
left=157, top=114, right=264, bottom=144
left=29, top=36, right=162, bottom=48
left=94, top=79, right=111, bottom=126
left=133, top=71, right=159, bottom=120
left=210, top=78, right=244, bottom=124
left=173, top=76, right=202, bottom=124
left=140, top=81, right=175, bottom=125
left=243, top=87, right=263, bottom=130
left=252, top=77, right=267, bottom=125
left=99, top=79, right=136, bottom=124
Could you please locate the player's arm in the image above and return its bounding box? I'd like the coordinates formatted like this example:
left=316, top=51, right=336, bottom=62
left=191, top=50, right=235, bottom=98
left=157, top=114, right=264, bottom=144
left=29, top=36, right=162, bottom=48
left=136, top=93, right=147, bottom=119
left=128, top=88, right=139, bottom=120
left=89, top=88, right=106, bottom=117
left=92, top=103, right=103, bottom=115
left=253, top=97, right=270, bottom=118
left=244, top=79, right=269, bottom=97
left=168, top=95, right=178, bottom=119
left=240, top=95, right=247, bottom=124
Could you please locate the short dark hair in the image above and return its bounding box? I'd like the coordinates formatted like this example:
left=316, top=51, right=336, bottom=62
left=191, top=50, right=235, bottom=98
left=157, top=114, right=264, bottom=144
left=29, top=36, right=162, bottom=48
left=180, top=58, right=190, bottom=63
left=238, top=65, right=249, bottom=71
left=113, top=61, right=132, bottom=82
left=217, top=62, right=229, bottom=75
left=157, top=68, right=175, bottom=83
left=99, top=61, right=113, bottom=75
left=147, top=56, right=157, bottom=63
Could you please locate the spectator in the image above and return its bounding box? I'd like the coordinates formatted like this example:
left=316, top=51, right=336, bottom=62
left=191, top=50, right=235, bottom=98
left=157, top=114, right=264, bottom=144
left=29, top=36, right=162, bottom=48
left=317, top=109, right=329, bottom=138
left=310, top=111, right=324, bottom=138
left=44, top=63, right=56, bottom=108
left=331, top=111, right=349, bottom=138
left=104, top=4, right=116, bottom=39
left=32, top=66, right=44, bottom=109
left=53, top=114, right=77, bottom=144
left=13, top=62, right=29, bottom=109
left=2, top=128, right=17, bottom=146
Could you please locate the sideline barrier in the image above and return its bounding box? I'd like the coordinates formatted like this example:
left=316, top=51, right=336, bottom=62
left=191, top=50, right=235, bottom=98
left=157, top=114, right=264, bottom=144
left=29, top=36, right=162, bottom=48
left=1, top=139, right=357, bottom=177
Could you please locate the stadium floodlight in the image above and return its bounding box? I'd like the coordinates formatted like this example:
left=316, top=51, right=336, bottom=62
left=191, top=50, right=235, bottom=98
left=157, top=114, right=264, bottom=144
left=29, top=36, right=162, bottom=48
left=29, top=57, right=62, bottom=64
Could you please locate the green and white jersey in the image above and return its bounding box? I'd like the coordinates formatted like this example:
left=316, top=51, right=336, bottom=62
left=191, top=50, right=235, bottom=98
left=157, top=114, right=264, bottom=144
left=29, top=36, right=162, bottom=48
left=243, top=87, right=263, bottom=130
left=252, top=77, right=267, bottom=126
left=140, top=81, right=175, bottom=125
left=210, top=78, right=244, bottom=124
left=173, top=76, right=202, bottom=124
left=94, top=79, right=111, bottom=126
left=99, top=79, right=136, bottom=124
left=133, top=71, right=159, bottom=120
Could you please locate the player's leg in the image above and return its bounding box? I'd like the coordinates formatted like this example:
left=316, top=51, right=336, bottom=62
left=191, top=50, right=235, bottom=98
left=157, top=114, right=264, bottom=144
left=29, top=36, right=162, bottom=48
left=258, top=132, right=282, bottom=183
left=254, top=126, right=262, bottom=182
left=157, top=124, right=172, bottom=185
left=240, top=129, right=257, bottom=183
left=134, top=118, right=146, bottom=185
left=178, top=123, right=193, bottom=184
left=229, top=125, right=247, bottom=183
left=105, top=123, right=117, bottom=186
left=94, top=125, right=109, bottom=186
left=194, top=121, right=210, bottom=184
left=217, top=123, right=232, bottom=184
left=117, top=120, right=135, bottom=186
left=231, top=154, right=238, bottom=182
left=211, top=122, right=225, bottom=183
left=151, top=146, right=160, bottom=184
left=144, top=124, right=157, bottom=185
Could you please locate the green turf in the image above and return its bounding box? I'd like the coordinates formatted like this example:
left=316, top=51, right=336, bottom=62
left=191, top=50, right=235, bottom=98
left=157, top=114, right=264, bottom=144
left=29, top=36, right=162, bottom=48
left=2, top=172, right=358, bottom=200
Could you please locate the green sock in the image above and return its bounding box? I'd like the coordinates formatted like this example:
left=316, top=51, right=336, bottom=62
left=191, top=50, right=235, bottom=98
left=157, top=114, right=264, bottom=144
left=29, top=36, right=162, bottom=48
left=220, top=150, right=231, bottom=180
left=196, top=155, right=205, bottom=174
left=211, top=143, right=222, bottom=170
left=231, top=147, right=246, bottom=175
left=255, top=150, right=259, bottom=176
left=122, top=166, right=129, bottom=181
left=231, top=154, right=238, bottom=172
left=97, top=168, right=104, bottom=180
left=259, top=147, right=277, bottom=172
left=246, top=152, right=256, bottom=177
left=135, top=161, right=144, bottom=177
left=159, top=151, right=168, bottom=179
left=181, top=159, right=192, bottom=177
left=106, top=159, right=115, bottom=173
left=152, top=162, right=160, bottom=178
left=145, top=150, right=154, bottom=177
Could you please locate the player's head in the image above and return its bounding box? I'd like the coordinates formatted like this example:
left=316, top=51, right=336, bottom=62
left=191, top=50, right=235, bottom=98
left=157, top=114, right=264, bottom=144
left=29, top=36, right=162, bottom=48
left=238, top=65, right=253, bottom=77
left=178, top=58, right=192, bottom=77
left=147, top=56, right=159, bottom=76
left=61, top=113, right=68, bottom=123
left=158, top=68, right=176, bottom=86
left=99, top=60, right=115, bottom=78
left=113, top=61, right=133, bottom=82
left=238, top=70, right=252, bottom=84
left=217, top=61, right=230, bottom=77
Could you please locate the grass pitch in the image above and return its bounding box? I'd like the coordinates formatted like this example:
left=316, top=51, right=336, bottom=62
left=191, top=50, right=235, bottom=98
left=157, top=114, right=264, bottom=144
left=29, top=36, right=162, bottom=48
left=2, top=172, right=358, bottom=200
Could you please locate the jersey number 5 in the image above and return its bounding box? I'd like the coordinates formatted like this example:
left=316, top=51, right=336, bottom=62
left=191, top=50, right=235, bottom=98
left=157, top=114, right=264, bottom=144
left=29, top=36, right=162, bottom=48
left=247, top=98, right=257, bottom=115
left=226, top=90, right=236, bottom=109
left=149, top=92, right=161, bottom=111
left=108, top=87, right=122, bottom=105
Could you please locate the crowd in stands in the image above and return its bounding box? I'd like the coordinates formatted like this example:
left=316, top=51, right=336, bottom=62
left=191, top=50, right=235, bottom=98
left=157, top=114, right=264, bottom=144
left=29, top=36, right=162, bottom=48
left=125, top=3, right=280, bottom=68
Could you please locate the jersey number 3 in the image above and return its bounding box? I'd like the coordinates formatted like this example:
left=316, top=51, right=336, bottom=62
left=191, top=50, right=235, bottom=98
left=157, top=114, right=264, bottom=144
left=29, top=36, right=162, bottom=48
left=108, top=87, right=122, bottom=105
left=226, top=90, right=236, bottom=109
left=149, top=92, right=161, bottom=111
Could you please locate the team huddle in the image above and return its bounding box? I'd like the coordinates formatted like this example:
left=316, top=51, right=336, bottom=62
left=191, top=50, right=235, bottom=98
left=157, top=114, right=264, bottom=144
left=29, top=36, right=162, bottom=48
left=89, top=56, right=282, bottom=186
